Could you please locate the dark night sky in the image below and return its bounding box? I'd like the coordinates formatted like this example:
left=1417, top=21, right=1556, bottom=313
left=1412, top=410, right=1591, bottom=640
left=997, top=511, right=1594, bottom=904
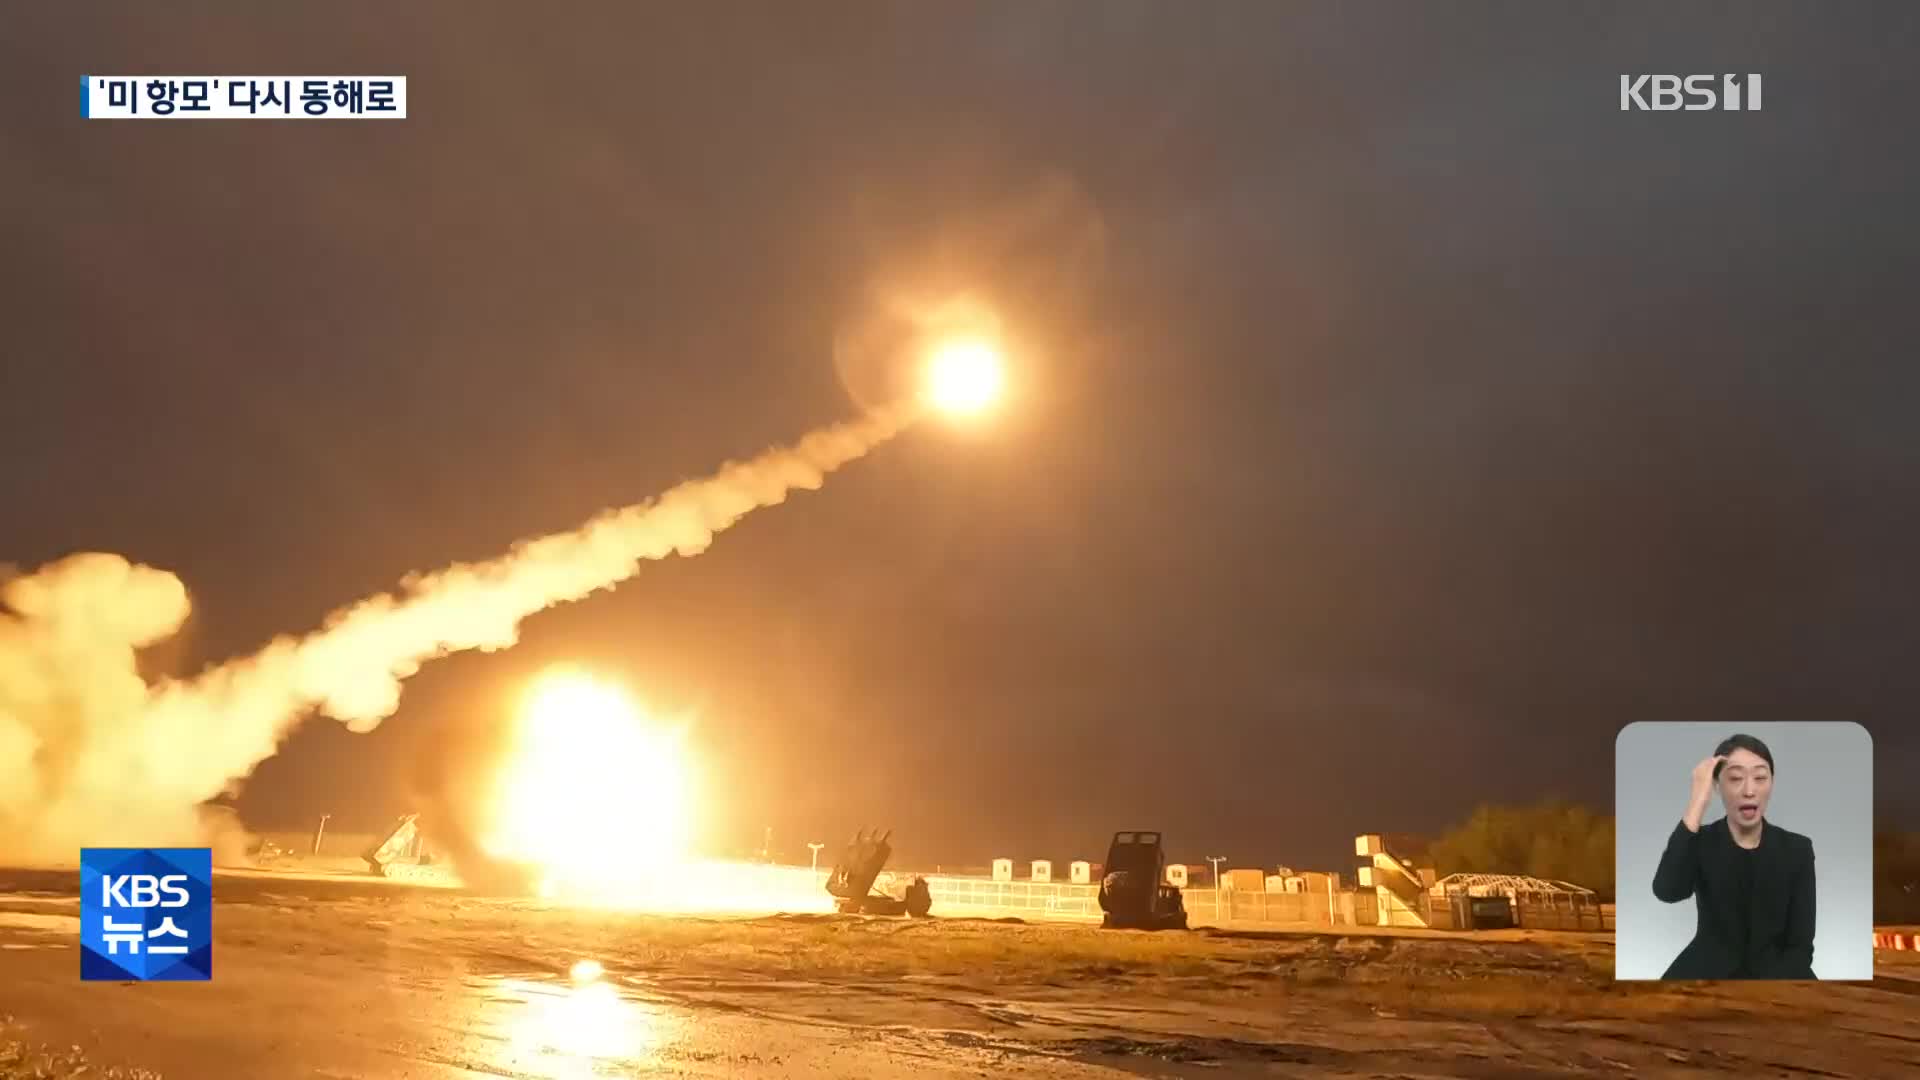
left=3, top=4, right=1916, bottom=873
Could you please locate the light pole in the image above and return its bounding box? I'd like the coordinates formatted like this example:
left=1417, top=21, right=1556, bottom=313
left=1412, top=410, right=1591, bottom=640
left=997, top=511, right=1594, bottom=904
left=1207, top=856, right=1228, bottom=923
left=312, top=814, right=332, bottom=856
left=807, top=842, right=825, bottom=873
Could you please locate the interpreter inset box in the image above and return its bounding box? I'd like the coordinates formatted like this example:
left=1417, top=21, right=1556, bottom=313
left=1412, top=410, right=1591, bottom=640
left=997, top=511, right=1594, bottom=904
left=1614, top=722, right=1872, bottom=980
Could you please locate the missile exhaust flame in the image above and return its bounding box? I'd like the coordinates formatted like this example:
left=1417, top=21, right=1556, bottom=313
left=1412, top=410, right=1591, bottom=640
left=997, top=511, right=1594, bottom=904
left=480, top=668, right=694, bottom=897
left=924, top=338, right=1006, bottom=416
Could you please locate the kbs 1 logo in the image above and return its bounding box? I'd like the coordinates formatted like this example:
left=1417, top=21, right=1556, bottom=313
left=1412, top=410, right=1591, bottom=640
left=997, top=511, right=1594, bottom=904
left=80, top=848, right=212, bottom=981
left=1620, top=74, right=1763, bottom=111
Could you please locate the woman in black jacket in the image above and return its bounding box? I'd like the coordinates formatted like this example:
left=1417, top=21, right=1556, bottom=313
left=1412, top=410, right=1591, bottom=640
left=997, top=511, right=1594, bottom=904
left=1652, top=733, right=1817, bottom=979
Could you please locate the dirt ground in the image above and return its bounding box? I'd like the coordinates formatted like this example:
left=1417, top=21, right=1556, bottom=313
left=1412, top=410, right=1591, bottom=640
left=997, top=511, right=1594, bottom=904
left=2, top=868, right=1916, bottom=1078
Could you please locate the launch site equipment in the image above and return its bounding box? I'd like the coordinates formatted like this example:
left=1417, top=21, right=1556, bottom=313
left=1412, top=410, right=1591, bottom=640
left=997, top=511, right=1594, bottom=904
left=825, top=828, right=932, bottom=917
left=1098, top=830, right=1190, bottom=930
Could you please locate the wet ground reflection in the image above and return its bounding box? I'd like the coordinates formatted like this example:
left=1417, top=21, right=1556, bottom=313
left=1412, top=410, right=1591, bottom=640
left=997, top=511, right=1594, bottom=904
left=476, top=960, right=681, bottom=1078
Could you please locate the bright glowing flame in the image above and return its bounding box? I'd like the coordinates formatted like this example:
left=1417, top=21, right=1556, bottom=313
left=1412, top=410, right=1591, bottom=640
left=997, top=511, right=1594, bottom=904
left=478, top=666, right=838, bottom=914
left=925, top=338, right=1005, bottom=415
left=482, top=669, right=693, bottom=895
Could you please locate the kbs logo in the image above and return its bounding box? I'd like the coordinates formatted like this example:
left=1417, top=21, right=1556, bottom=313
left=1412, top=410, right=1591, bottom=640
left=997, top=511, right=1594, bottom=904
left=100, top=875, right=191, bottom=907
left=1620, top=74, right=1763, bottom=111
left=80, top=848, right=212, bottom=981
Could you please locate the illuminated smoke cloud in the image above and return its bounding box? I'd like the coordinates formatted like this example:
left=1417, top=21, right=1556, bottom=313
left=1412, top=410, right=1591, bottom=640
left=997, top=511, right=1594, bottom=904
left=0, top=407, right=912, bottom=865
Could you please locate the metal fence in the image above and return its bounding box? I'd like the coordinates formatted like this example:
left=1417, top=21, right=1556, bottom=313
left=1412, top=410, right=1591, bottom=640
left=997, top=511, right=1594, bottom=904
left=1157, top=886, right=1614, bottom=932
left=1176, top=887, right=1356, bottom=927
left=920, top=878, right=1361, bottom=928
left=1357, top=892, right=1614, bottom=932
left=1511, top=896, right=1615, bottom=931
left=922, top=876, right=1102, bottom=920
left=923, top=878, right=1359, bottom=927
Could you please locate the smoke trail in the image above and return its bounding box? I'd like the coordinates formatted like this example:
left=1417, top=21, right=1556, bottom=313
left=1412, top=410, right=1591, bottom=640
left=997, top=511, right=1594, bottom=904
left=0, top=407, right=914, bottom=865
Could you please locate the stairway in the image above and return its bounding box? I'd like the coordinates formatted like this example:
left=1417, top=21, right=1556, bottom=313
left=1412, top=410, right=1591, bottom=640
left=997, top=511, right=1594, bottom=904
left=1355, top=834, right=1432, bottom=927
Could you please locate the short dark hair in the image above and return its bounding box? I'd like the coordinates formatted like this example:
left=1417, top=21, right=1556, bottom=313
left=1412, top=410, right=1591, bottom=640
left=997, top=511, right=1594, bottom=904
left=1713, top=733, right=1775, bottom=780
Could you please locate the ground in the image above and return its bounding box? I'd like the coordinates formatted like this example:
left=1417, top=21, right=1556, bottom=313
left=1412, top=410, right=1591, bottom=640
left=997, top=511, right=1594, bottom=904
left=2, top=869, right=1916, bottom=1078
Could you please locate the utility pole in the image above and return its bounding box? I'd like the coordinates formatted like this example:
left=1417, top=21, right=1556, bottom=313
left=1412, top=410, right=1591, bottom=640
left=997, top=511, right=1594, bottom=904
left=807, top=842, right=825, bottom=873
left=312, top=814, right=332, bottom=856
left=1207, top=855, right=1228, bottom=923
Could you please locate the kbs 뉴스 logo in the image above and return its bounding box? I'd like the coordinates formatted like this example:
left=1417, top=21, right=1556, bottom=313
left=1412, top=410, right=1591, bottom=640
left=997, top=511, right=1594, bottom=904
left=80, top=847, right=212, bottom=981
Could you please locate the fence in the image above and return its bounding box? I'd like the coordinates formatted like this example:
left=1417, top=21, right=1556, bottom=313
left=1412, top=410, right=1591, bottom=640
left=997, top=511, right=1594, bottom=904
left=921, top=876, right=1102, bottom=920
left=920, top=878, right=1362, bottom=928
left=1510, top=895, right=1615, bottom=931
left=924, top=878, right=1368, bottom=928
left=1180, top=885, right=1358, bottom=927
left=1352, top=892, right=1614, bottom=932
left=1158, top=886, right=1614, bottom=932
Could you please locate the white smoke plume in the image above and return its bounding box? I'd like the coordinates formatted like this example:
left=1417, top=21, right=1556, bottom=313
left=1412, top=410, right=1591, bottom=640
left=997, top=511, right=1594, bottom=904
left=0, top=407, right=913, bottom=865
